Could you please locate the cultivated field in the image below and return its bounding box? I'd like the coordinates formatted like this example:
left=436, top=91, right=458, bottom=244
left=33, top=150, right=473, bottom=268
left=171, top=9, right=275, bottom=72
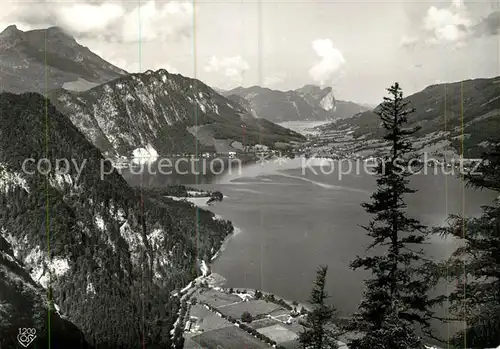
left=217, top=299, right=283, bottom=319
left=184, top=337, right=206, bottom=349
left=250, top=318, right=281, bottom=329
left=196, top=289, right=242, bottom=308
left=189, top=304, right=231, bottom=332
left=192, top=326, right=271, bottom=349
left=257, top=324, right=298, bottom=343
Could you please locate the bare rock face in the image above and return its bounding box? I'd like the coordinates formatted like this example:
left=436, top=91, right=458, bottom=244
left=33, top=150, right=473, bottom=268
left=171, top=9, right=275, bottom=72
left=0, top=92, right=235, bottom=348
left=223, top=84, right=367, bottom=122
left=48, top=69, right=305, bottom=158
left=320, top=89, right=336, bottom=111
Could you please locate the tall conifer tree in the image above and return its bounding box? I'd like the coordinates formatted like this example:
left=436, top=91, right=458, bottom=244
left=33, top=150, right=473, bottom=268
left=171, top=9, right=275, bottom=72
left=436, top=143, right=500, bottom=348
left=298, top=265, right=339, bottom=349
left=348, top=83, right=440, bottom=349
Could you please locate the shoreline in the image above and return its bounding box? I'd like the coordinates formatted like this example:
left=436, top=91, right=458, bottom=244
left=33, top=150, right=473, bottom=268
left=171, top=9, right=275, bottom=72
left=172, top=194, right=441, bottom=349
left=180, top=273, right=358, bottom=349
left=165, top=192, right=239, bottom=266
left=210, top=225, right=240, bottom=263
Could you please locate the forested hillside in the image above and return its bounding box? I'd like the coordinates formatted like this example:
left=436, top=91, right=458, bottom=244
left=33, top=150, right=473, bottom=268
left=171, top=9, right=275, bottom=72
left=0, top=92, right=233, bottom=348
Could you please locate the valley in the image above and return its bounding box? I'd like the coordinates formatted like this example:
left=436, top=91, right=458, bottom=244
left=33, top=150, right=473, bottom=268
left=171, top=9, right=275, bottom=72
left=0, top=9, right=499, bottom=349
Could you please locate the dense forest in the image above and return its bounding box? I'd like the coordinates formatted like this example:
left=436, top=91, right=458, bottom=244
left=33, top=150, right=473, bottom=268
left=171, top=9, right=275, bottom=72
left=0, top=92, right=233, bottom=348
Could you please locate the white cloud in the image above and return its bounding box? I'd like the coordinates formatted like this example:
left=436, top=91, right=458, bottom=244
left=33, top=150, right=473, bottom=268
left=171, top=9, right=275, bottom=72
left=401, top=1, right=472, bottom=49
left=309, top=39, right=345, bottom=87
left=121, top=1, right=194, bottom=43
left=0, top=3, right=35, bottom=31
left=204, top=55, right=249, bottom=85
left=0, top=0, right=194, bottom=44
left=54, top=3, right=125, bottom=34
left=423, top=6, right=471, bottom=44
left=108, top=58, right=142, bottom=73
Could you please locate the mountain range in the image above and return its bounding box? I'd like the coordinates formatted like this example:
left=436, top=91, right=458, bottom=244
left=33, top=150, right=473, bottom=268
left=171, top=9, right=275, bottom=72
left=2, top=21, right=498, bottom=349
left=321, top=76, right=500, bottom=156
left=48, top=70, right=305, bottom=159
left=222, top=85, right=369, bottom=123
left=0, top=25, right=305, bottom=159
left=0, top=25, right=308, bottom=348
left=0, top=25, right=126, bottom=94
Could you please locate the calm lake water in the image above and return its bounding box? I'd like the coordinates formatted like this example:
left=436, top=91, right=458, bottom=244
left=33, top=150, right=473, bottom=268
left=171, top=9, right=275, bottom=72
left=122, top=154, right=497, bottom=342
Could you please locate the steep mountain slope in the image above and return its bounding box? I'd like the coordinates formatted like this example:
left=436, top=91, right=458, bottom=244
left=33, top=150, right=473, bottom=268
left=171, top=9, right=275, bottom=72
left=0, top=235, right=93, bottom=348
left=0, top=25, right=126, bottom=94
left=322, top=77, right=500, bottom=156
left=296, top=85, right=369, bottom=120
left=0, top=92, right=233, bottom=348
left=225, top=85, right=328, bottom=122
left=225, top=85, right=368, bottom=123
left=48, top=69, right=305, bottom=158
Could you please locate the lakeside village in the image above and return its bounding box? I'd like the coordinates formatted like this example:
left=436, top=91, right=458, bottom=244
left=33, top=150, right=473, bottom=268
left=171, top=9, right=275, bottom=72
left=171, top=268, right=356, bottom=349
left=111, top=126, right=480, bottom=172
left=111, top=143, right=283, bottom=169
left=302, top=126, right=482, bottom=170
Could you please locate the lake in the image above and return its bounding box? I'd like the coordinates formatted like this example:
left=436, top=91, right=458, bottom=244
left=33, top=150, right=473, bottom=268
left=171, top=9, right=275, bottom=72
left=122, top=149, right=497, bottom=343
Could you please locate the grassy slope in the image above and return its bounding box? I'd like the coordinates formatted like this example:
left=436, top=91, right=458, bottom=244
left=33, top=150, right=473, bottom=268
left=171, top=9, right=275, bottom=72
left=327, top=77, right=500, bottom=156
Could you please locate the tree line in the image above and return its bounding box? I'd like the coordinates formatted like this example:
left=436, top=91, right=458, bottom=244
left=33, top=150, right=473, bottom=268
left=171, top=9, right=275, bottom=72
left=298, top=83, right=500, bottom=349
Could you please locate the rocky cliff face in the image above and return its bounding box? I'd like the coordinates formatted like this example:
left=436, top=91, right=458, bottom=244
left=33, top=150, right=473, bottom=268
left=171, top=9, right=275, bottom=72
left=0, top=25, right=126, bottom=94
left=0, top=228, right=93, bottom=348
left=0, top=92, right=233, bottom=348
left=225, top=85, right=368, bottom=123
left=49, top=69, right=305, bottom=158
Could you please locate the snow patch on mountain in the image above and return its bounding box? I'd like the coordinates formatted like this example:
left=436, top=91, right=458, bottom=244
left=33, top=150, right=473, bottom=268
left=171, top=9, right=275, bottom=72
left=1, top=228, right=24, bottom=259
left=167, top=196, right=209, bottom=207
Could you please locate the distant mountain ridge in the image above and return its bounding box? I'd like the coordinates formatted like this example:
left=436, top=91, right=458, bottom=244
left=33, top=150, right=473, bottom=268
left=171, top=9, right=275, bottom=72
left=0, top=25, right=126, bottom=94
left=49, top=69, right=305, bottom=158
left=321, top=76, right=500, bottom=156
left=223, top=85, right=368, bottom=123
left=0, top=24, right=304, bottom=159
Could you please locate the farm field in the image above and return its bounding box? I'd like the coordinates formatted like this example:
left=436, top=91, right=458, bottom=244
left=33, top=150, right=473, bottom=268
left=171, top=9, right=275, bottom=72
left=192, top=326, right=271, bottom=349
left=217, top=300, right=283, bottom=319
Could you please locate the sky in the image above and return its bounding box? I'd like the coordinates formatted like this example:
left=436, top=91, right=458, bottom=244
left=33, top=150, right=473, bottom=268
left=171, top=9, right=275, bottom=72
left=1, top=0, right=500, bottom=104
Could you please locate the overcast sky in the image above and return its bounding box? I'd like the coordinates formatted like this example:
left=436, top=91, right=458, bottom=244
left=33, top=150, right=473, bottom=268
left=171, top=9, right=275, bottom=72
left=1, top=0, right=500, bottom=104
